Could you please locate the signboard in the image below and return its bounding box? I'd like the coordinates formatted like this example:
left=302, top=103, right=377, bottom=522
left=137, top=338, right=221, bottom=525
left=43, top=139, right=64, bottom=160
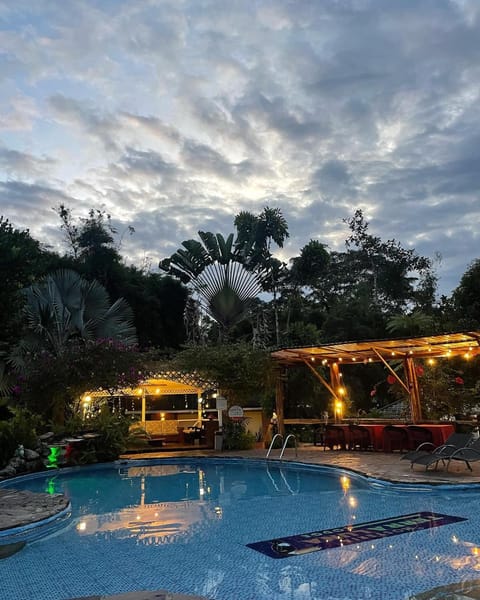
left=216, top=397, right=227, bottom=411
left=228, top=405, right=244, bottom=421
left=247, top=512, right=467, bottom=558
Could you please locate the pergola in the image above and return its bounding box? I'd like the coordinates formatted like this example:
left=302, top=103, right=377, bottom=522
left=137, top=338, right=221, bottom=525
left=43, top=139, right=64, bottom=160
left=271, top=331, right=480, bottom=432
left=83, top=370, right=216, bottom=424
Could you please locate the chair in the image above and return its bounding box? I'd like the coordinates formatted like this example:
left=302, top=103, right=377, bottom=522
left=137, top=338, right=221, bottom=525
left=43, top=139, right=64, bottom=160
left=313, top=425, right=325, bottom=446
left=447, top=437, right=480, bottom=471
left=406, top=425, right=433, bottom=451
left=402, top=432, right=473, bottom=471
left=348, top=424, right=372, bottom=450
left=323, top=425, right=346, bottom=450
left=382, top=425, right=409, bottom=453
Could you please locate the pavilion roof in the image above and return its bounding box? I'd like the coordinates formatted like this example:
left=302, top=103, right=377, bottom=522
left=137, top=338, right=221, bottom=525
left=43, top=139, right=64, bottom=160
left=85, top=371, right=216, bottom=398
left=271, top=331, right=480, bottom=365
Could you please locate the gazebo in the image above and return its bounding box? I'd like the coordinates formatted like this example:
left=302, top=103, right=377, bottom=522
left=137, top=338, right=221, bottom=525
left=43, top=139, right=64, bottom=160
left=271, top=331, right=480, bottom=434
left=83, top=370, right=216, bottom=425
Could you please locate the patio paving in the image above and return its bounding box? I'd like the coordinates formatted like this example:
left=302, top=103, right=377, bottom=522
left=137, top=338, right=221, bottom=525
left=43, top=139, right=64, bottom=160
left=121, top=443, right=480, bottom=485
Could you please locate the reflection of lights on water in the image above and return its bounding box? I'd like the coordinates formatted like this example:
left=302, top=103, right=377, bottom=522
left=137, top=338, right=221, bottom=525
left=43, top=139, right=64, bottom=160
left=435, top=556, right=440, bottom=562
left=348, top=496, right=357, bottom=508
left=136, top=515, right=141, bottom=520
left=340, top=476, right=350, bottom=493
left=199, top=488, right=205, bottom=496
left=76, top=522, right=86, bottom=532
left=214, top=506, right=223, bottom=518
left=45, top=478, right=57, bottom=495
left=472, top=547, right=480, bottom=556
left=452, top=535, right=459, bottom=544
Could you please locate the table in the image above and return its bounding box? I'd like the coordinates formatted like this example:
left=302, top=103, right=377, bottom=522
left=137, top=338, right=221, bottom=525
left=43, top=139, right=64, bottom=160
left=283, top=420, right=455, bottom=452
left=415, top=424, right=454, bottom=447
left=328, top=423, right=454, bottom=451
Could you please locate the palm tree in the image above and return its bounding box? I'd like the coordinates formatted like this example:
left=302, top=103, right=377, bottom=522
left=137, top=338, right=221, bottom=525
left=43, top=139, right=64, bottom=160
left=386, top=311, right=435, bottom=336
left=10, top=269, right=137, bottom=371
left=160, top=232, right=264, bottom=339
left=234, top=207, right=289, bottom=345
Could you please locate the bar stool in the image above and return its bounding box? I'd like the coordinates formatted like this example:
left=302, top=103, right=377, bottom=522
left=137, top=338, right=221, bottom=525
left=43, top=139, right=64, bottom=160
left=382, top=425, right=409, bottom=453
left=324, top=425, right=346, bottom=450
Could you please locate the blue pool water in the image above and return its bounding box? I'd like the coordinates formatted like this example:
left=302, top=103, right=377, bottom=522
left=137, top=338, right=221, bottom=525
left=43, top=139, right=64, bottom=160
left=1, top=458, right=480, bottom=600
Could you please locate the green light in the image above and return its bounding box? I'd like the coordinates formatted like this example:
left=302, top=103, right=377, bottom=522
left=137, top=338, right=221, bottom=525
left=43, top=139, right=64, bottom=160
left=47, top=446, right=61, bottom=469
left=45, top=477, right=57, bottom=495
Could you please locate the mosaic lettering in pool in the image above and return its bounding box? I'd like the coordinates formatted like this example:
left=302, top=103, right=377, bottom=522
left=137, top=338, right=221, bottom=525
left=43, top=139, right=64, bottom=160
left=247, top=511, right=467, bottom=558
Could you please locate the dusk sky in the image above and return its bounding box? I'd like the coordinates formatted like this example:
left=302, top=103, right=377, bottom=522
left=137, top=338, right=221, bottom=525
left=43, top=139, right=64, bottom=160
left=1, top=0, right=480, bottom=296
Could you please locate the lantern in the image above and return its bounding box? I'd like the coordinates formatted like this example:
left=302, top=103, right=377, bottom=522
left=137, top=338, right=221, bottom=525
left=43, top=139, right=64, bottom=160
left=387, top=374, right=396, bottom=385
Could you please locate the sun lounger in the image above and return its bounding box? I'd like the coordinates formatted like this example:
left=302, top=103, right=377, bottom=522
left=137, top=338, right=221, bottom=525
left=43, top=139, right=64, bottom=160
left=401, top=432, right=472, bottom=471
left=447, top=437, right=480, bottom=471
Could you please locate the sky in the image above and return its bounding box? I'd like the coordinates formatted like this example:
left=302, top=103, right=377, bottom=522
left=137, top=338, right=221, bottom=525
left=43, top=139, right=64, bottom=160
left=1, top=0, right=480, bottom=296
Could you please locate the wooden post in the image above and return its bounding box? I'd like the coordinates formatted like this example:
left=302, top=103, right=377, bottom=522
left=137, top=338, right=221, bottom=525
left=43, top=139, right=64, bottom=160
left=329, top=362, right=343, bottom=422
left=404, top=357, right=422, bottom=423
left=141, top=388, right=146, bottom=424
left=275, top=367, right=286, bottom=436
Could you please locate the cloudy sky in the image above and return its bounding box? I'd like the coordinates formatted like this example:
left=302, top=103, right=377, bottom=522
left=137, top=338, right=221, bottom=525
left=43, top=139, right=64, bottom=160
left=1, top=0, right=479, bottom=295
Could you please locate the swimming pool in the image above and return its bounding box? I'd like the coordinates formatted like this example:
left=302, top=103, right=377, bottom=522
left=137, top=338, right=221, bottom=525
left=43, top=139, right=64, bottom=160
left=1, top=458, right=480, bottom=599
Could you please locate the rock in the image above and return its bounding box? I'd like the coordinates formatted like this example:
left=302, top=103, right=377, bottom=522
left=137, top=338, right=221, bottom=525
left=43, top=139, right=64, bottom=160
left=24, top=449, right=40, bottom=461
left=8, top=457, right=25, bottom=472
left=0, top=465, right=16, bottom=478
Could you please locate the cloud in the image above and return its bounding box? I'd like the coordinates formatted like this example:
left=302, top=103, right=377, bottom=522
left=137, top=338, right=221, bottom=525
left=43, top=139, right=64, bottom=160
left=0, top=0, right=480, bottom=295
left=0, top=147, right=55, bottom=177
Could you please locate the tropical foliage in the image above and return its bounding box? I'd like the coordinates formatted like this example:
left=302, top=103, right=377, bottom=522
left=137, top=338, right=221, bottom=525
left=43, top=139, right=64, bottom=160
left=7, top=269, right=140, bottom=424
left=2, top=202, right=480, bottom=435
left=159, top=231, right=264, bottom=337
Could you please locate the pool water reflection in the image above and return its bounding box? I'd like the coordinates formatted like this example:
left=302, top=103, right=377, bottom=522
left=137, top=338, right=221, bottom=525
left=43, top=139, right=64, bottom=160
left=1, top=458, right=480, bottom=600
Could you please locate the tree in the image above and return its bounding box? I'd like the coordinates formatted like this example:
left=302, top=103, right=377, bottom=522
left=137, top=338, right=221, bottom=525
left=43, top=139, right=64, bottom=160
left=0, top=217, right=60, bottom=351
left=386, top=311, right=436, bottom=336
left=54, top=204, right=134, bottom=289
left=452, top=259, right=480, bottom=328
left=173, top=342, right=274, bottom=405
left=234, top=207, right=289, bottom=345
left=285, top=240, right=330, bottom=337
left=8, top=269, right=138, bottom=423
left=160, top=231, right=264, bottom=339
left=344, top=209, right=435, bottom=312
left=108, top=266, right=188, bottom=349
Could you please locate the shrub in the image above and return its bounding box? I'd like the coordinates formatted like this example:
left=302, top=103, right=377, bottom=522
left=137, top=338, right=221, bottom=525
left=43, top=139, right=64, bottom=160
left=0, top=421, right=16, bottom=468
left=88, top=409, right=131, bottom=462
left=222, top=418, right=255, bottom=450
left=9, top=408, right=44, bottom=450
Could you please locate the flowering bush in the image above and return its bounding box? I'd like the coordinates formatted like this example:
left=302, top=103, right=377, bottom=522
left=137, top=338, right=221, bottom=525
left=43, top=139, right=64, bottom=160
left=10, top=339, right=146, bottom=425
